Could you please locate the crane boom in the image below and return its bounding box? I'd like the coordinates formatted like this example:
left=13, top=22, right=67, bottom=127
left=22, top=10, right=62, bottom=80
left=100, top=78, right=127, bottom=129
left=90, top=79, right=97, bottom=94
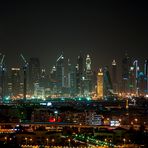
left=0, top=54, right=5, bottom=65
left=20, top=53, right=28, bottom=68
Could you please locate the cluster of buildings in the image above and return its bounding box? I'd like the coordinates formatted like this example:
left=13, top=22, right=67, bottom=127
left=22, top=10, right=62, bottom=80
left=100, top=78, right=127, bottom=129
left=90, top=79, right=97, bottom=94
left=121, top=53, right=148, bottom=97
left=0, top=52, right=148, bottom=101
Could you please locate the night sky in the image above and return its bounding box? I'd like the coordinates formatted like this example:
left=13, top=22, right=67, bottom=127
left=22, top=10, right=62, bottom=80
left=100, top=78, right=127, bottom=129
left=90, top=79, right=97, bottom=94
left=0, top=0, right=148, bottom=71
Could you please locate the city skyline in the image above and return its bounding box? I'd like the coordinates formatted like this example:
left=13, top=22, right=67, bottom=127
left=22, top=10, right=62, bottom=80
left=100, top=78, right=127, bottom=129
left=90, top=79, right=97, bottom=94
left=0, top=1, right=148, bottom=70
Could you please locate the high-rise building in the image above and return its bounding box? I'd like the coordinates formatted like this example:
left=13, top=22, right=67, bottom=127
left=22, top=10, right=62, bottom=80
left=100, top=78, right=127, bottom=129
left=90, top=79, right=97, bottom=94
left=144, top=60, right=148, bottom=94
left=133, top=60, right=140, bottom=96
left=122, top=53, right=131, bottom=93
left=111, top=59, right=118, bottom=93
left=56, top=54, right=64, bottom=93
left=67, top=59, right=76, bottom=96
left=129, top=66, right=135, bottom=94
left=11, top=68, right=21, bottom=96
left=76, top=53, right=83, bottom=95
left=0, top=54, right=6, bottom=101
left=103, top=66, right=113, bottom=96
left=97, top=68, right=103, bottom=99
left=84, top=54, right=93, bottom=96
left=28, top=58, right=41, bottom=95
left=50, top=65, right=57, bottom=95
left=40, top=69, right=49, bottom=88
left=138, top=72, right=145, bottom=96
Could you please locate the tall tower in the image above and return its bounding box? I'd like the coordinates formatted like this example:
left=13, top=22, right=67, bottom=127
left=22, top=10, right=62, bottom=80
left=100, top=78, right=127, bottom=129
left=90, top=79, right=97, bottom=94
left=76, top=52, right=83, bottom=95
left=103, top=66, right=113, bottom=96
left=144, top=60, right=148, bottom=94
left=40, top=69, right=49, bottom=88
left=86, top=54, right=91, bottom=72
left=56, top=54, right=64, bottom=93
left=111, top=60, right=117, bottom=93
left=133, top=60, right=139, bottom=96
left=122, top=53, right=131, bottom=94
left=97, top=68, right=103, bottom=99
left=67, top=59, right=76, bottom=96
left=50, top=65, right=57, bottom=94
left=84, top=54, right=93, bottom=95
left=11, top=68, right=21, bottom=96
left=28, top=58, right=41, bottom=95
left=129, top=66, right=135, bottom=94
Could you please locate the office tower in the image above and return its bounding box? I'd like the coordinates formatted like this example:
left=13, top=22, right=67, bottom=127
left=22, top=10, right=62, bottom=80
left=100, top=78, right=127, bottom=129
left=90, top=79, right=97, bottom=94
left=111, top=59, right=118, bottom=93
left=97, top=68, right=103, bottom=99
left=144, top=60, right=148, bottom=94
left=103, top=66, right=113, bottom=96
left=50, top=65, right=57, bottom=95
left=92, top=70, right=97, bottom=92
left=122, top=53, right=131, bottom=93
left=28, top=58, right=41, bottom=95
left=84, top=54, right=93, bottom=96
left=0, top=54, right=6, bottom=101
left=11, top=68, right=21, bottom=96
left=40, top=69, right=49, bottom=89
left=133, top=60, right=140, bottom=96
left=76, top=52, right=83, bottom=95
left=67, top=59, right=76, bottom=96
left=0, top=66, right=6, bottom=100
left=129, top=66, right=135, bottom=94
left=56, top=54, right=64, bottom=93
left=138, top=72, right=145, bottom=96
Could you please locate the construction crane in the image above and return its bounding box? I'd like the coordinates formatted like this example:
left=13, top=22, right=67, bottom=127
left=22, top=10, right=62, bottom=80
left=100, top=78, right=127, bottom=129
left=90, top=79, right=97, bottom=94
left=0, top=54, right=5, bottom=102
left=20, top=54, right=29, bottom=101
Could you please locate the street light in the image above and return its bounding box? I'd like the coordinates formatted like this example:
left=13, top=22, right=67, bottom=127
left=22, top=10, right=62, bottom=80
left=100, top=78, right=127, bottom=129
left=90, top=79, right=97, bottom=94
left=29, top=138, right=32, bottom=144
left=46, top=138, right=49, bottom=145
left=123, top=138, right=126, bottom=145
left=4, top=137, right=7, bottom=143
left=25, top=137, right=27, bottom=145
left=51, top=138, right=55, bottom=146
left=68, top=138, right=71, bottom=147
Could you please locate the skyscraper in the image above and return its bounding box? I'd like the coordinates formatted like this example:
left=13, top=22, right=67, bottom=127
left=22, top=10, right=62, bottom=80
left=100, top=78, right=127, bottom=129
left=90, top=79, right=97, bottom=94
left=28, top=58, right=41, bottom=95
left=67, top=59, right=76, bottom=96
left=133, top=60, right=140, bottom=96
left=97, top=68, right=103, bottom=99
left=111, top=59, right=118, bottom=93
left=129, top=66, right=135, bottom=94
left=50, top=65, right=57, bottom=95
left=11, top=68, right=21, bottom=96
left=144, top=60, right=148, bottom=94
left=103, top=66, right=113, bottom=96
left=76, top=52, right=83, bottom=95
left=56, top=54, right=64, bottom=93
left=122, top=53, right=131, bottom=93
left=84, top=54, right=93, bottom=96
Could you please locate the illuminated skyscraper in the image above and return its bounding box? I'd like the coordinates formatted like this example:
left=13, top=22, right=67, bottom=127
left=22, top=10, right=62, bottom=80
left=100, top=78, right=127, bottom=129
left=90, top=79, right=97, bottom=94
left=103, top=66, right=113, bottom=96
left=97, top=68, right=103, bottom=98
left=28, top=58, right=41, bottom=95
left=40, top=69, right=49, bottom=88
left=122, top=53, right=131, bottom=93
left=50, top=65, right=57, bottom=94
left=138, top=72, right=145, bottom=96
left=11, top=68, right=21, bottom=96
left=56, top=54, right=64, bottom=93
left=76, top=52, right=83, bottom=95
left=84, top=54, right=93, bottom=95
left=129, top=66, right=135, bottom=94
left=144, top=60, right=148, bottom=94
left=67, top=59, right=76, bottom=95
left=86, top=54, right=91, bottom=71
left=133, top=60, right=140, bottom=96
left=111, top=59, right=117, bottom=93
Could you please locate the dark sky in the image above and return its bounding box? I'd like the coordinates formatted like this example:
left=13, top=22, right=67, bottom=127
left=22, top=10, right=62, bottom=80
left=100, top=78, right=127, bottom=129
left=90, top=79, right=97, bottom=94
left=0, top=0, right=148, bottom=71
